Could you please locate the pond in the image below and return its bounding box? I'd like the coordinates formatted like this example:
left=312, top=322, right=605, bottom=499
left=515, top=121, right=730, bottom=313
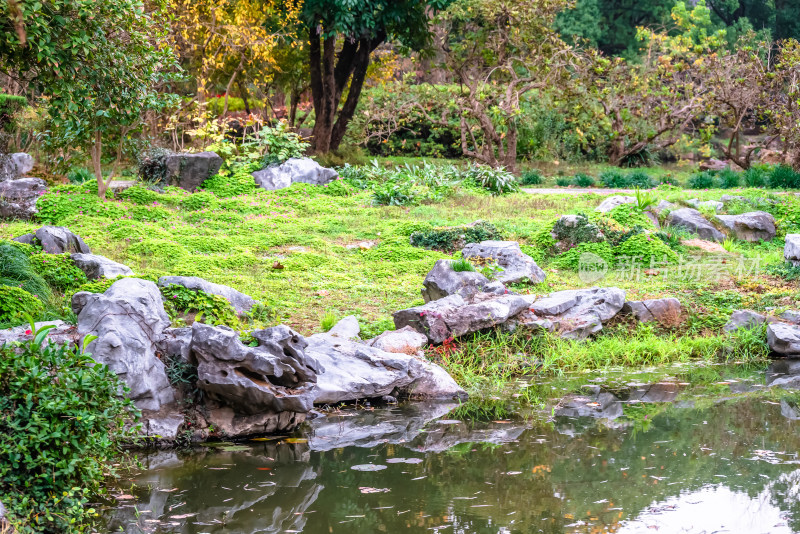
left=104, top=362, right=800, bottom=534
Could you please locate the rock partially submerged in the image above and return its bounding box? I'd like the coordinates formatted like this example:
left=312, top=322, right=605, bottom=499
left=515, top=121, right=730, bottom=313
left=158, top=275, right=257, bottom=314
left=307, top=332, right=467, bottom=404
left=667, top=208, right=725, bottom=242
left=76, top=278, right=174, bottom=411
left=71, top=253, right=134, bottom=280
left=253, top=158, right=338, bottom=191
left=461, top=240, right=546, bottom=284
left=555, top=386, right=623, bottom=419
left=0, top=178, right=46, bottom=220
left=717, top=211, right=776, bottom=242
left=14, top=225, right=91, bottom=254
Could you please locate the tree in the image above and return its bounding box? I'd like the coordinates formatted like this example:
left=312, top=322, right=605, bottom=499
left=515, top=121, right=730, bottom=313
left=1, top=0, right=180, bottom=198
left=301, top=0, right=451, bottom=154
left=433, top=0, right=580, bottom=171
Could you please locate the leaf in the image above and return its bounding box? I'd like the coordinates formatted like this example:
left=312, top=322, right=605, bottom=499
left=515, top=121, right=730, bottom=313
left=359, top=487, right=390, bottom=493
left=351, top=464, right=388, bottom=471
left=283, top=438, right=307, bottom=444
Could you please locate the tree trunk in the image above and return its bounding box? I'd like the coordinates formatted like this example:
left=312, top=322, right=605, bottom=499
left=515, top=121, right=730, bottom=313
left=236, top=78, right=251, bottom=115
left=91, top=130, right=110, bottom=200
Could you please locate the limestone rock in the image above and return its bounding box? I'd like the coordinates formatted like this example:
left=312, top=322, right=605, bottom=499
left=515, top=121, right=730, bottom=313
left=667, top=208, right=725, bottom=242
left=157, top=327, right=193, bottom=363
left=306, top=333, right=467, bottom=404
left=205, top=406, right=307, bottom=437
left=461, top=240, right=546, bottom=284
left=0, top=320, right=77, bottom=348
left=687, top=198, right=723, bottom=211
left=717, top=211, right=776, bottom=242
left=0, top=177, right=46, bottom=219
left=141, top=406, right=185, bottom=440
left=768, top=323, right=800, bottom=355
left=529, top=287, right=626, bottom=340
left=595, top=195, right=636, bottom=213
left=723, top=310, right=767, bottom=332
left=652, top=200, right=677, bottom=214
left=77, top=278, right=174, bottom=411
left=14, top=225, right=90, bottom=254
left=71, top=253, right=133, bottom=280
left=327, top=316, right=360, bottom=340
left=623, top=298, right=683, bottom=325
left=191, top=323, right=319, bottom=415
left=785, top=234, right=800, bottom=266
left=253, top=158, right=338, bottom=191
left=393, top=293, right=530, bottom=344
left=0, top=152, right=34, bottom=181
left=158, top=275, right=257, bottom=314
left=368, top=326, right=428, bottom=355
left=555, top=386, right=623, bottom=419
left=421, top=259, right=490, bottom=303
left=780, top=310, right=800, bottom=324
left=165, top=151, right=223, bottom=192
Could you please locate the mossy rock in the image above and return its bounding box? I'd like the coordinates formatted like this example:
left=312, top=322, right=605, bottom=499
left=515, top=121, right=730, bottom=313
left=0, top=285, right=44, bottom=325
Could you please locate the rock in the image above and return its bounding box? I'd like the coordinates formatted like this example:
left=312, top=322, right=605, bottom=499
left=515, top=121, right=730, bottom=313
left=780, top=310, right=800, bottom=324
left=667, top=208, right=725, bottom=242
left=686, top=198, right=723, bottom=211
left=0, top=177, right=46, bottom=219
left=723, top=310, right=767, bottom=332
left=306, top=333, right=467, bottom=404
left=253, top=158, right=338, bottom=191
left=767, top=359, right=800, bottom=389
left=326, top=316, right=360, bottom=339
left=157, top=327, right=193, bottom=363
left=595, top=195, right=636, bottom=213
left=785, top=234, right=800, bottom=266
left=551, top=214, right=604, bottom=251
left=191, top=323, right=318, bottom=416
left=699, top=158, right=729, bottom=171
left=369, top=326, right=429, bottom=355
left=623, top=298, right=682, bottom=325
left=720, top=194, right=747, bottom=205
left=530, top=287, right=626, bottom=340
left=0, top=152, right=34, bottom=181
left=652, top=200, right=677, bottom=214
left=14, top=225, right=91, bottom=254
left=461, top=240, right=546, bottom=284
left=394, top=293, right=530, bottom=344
left=0, top=320, right=77, bottom=348
left=767, top=323, right=800, bottom=355
left=555, top=387, right=623, bottom=419
left=77, top=278, right=175, bottom=411
left=71, top=253, right=133, bottom=280
left=158, top=275, right=257, bottom=314
left=421, top=259, right=490, bottom=303
left=205, top=406, right=308, bottom=437
left=141, top=406, right=185, bottom=440
left=782, top=399, right=800, bottom=419
left=716, top=211, right=776, bottom=242
left=165, top=151, right=223, bottom=192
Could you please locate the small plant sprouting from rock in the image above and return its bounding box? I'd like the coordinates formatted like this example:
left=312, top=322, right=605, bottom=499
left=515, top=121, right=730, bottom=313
left=321, top=310, right=338, bottom=332
left=451, top=258, right=476, bottom=272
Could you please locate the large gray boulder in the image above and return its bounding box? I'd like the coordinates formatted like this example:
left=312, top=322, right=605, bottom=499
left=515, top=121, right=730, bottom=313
left=717, top=211, right=776, bottom=242
left=768, top=323, right=800, bottom=356
left=190, top=323, right=318, bottom=416
left=461, top=240, right=546, bottom=284
left=786, top=234, right=800, bottom=266
left=723, top=310, right=767, bottom=332
left=165, top=151, right=223, bottom=192
left=306, top=332, right=467, bottom=404
left=14, top=225, right=90, bottom=254
left=652, top=200, right=677, bottom=215
left=253, top=158, right=338, bottom=191
left=0, top=152, right=34, bottom=181
left=529, top=287, right=626, bottom=340
left=421, top=259, right=491, bottom=303
left=667, top=208, right=725, bottom=242
left=326, top=315, right=361, bottom=339
left=158, top=275, right=256, bottom=314
left=76, top=278, right=174, bottom=411
left=595, top=195, right=636, bottom=213
left=686, top=198, right=723, bottom=211
left=368, top=326, right=428, bottom=355
left=394, top=293, right=531, bottom=344
left=71, top=253, right=133, bottom=280
left=0, top=177, right=46, bottom=219
left=623, top=298, right=682, bottom=325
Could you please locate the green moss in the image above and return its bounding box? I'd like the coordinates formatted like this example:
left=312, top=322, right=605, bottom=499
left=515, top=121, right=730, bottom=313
left=201, top=165, right=260, bottom=197
left=0, top=285, right=44, bottom=325
left=614, top=233, right=678, bottom=265
left=180, top=192, right=219, bottom=211
left=606, top=204, right=653, bottom=228
left=29, top=253, right=87, bottom=292
left=552, top=241, right=615, bottom=270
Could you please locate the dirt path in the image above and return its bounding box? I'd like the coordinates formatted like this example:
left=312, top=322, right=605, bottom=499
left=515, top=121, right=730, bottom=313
left=522, top=187, right=636, bottom=195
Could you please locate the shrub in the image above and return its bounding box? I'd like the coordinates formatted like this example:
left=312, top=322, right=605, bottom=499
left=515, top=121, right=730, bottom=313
left=626, top=171, right=654, bottom=188
left=555, top=176, right=571, bottom=187
left=520, top=170, right=543, bottom=185
left=160, top=284, right=239, bottom=325
left=119, top=185, right=162, bottom=205
left=464, top=164, right=519, bottom=195
left=29, top=253, right=87, bottom=292
left=0, top=285, right=44, bottom=325
left=768, top=165, right=800, bottom=189
left=259, top=122, right=310, bottom=166
left=718, top=168, right=740, bottom=189
left=552, top=241, right=614, bottom=270
left=451, top=258, right=476, bottom=272
left=743, top=166, right=767, bottom=188
left=658, top=175, right=680, bottom=186
left=137, top=146, right=173, bottom=186
left=0, top=93, right=26, bottom=131
left=687, top=171, right=716, bottom=189
left=66, top=167, right=93, bottom=184
left=0, top=325, right=136, bottom=532
left=573, top=173, right=594, bottom=187
left=372, top=180, right=417, bottom=206
left=0, top=242, right=51, bottom=301
left=410, top=221, right=504, bottom=252
left=180, top=191, right=219, bottom=211
left=607, top=204, right=653, bottom=228
left=201, top=163, right=260, bottom=197
left=599, top=169, right=626, bottom=188
left=614, top=233, right=678, bottom=266
left=550, top=214, right=604, bottom=247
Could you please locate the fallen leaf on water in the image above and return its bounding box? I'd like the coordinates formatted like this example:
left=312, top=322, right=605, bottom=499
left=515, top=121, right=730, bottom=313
left=170, top=514, right=195, bottom=519
left=506, top=471, right=522, bottom=475
left=351, top=464, right=388, bottom=472
left=250, top=436, right=286, bottom=442
left=284, top=438, right=308, bottom=444
left=386, top=458, right=423, bottom=464
left=359, top=487, right=391, bottom=494
left=257, top=467, right=272, bottom=471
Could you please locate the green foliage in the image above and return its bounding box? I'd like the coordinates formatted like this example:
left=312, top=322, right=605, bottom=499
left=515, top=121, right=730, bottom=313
left=451, top=258, right=476, bottom=272
left=614, top=233, right=678, bottom=265
left=180, top=191, right=219, bottom=211
left=202, top=163, right=260, bottom=197
left=599, top=169, right=654, bottom=188
left=0, top=325, right=136, bottom=533
left=65, top=167, right=93, bottom=185
left=464, top=164, right=519, bottom=195
left=768, top=165, right=800, bottom=189
left=28, top=253, right=87, bottom=293
left=259, top=123, right=310, bottom=166
left=634, top=187, right=656, bottom=211
left=607, top=204, right=653, bottom=228
left=718, top=168, right=740, bottom=188
left=550, top=214, right=604, bottom=246
left=555, top=176, right=572, bottom=187
left=520, top=169, right=544, bottom=185
left=75, top=277, right=123, bottom=295
left=573, top=173, right=595, bottom=187
left=0, top=93, right=26, bottom=130
left=160, top=284, right=239, bottom=326
left=766, top=262, right=800, bottom=281
left=410, top=221, right=504, bottom=252
left=320, top=310, right=338, bottom=332
left=687, top=171, right=716, bottom=189
left=0, top=286, right=44, bottom=325
left=119, top=184, right=163, bottom=205
left=0, top=242, right=51, bottom=301
left=743, top=166, right=767, bottom=187
left=552, top=241, right=614, bottom=270
left=137, top=147, right=173, bottom=186
left=36, top=190, right=124, bottom=224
